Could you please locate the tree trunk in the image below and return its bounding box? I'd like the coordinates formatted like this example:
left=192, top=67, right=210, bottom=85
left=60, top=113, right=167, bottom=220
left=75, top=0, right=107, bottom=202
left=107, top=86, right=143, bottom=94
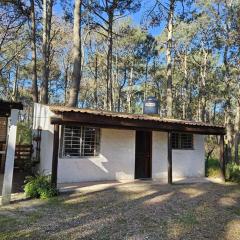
left=117, top=87, right=121, bottom=112
left=186, top=78, right=193, bottom=120
left=30, top=0, right=38, bottom=102
left=182, top=52, right=188, bottom=119
left=144, top=58, right=148, bottom=100
left=67, top=0, right=82, bottom=107
left=12, top=64, right=18, bottom=101
left=64, top=63, right=69, bottom=104
left=41, top=0, right=53, bottom=104
left=166, top=0, right=175, bottom=118
left=106, top=11, right=114, bottom=110
left=41, top=0, right=47, bottom=103
left=234, top=133, right=240, bottom=164
left=225, top=98, right=233, bottom=162
left=223, top=45, right=233, bottom=163
left=234, top=94, right=240, bottom=164
left=199, top=49, right=207, bottom=122
left=127, top=66, right=133, bottom=113
left=94, top=54, right=98, bottom=108
left=113, top=54, right=118, bottom=111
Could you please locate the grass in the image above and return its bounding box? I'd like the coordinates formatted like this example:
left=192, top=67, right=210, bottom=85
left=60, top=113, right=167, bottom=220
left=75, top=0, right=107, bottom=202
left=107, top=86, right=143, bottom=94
left=177, top=211, right=198, bottom=226
left=0, top=181, right=240, bottom=240
left=206, top=157, right=222, bottom=177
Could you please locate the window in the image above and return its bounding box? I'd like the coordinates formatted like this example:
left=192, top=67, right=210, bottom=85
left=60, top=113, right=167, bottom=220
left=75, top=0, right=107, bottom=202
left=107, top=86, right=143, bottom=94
left=62, top=126, right=100, bottom=157
left=172, top=133, right=193, bottom=149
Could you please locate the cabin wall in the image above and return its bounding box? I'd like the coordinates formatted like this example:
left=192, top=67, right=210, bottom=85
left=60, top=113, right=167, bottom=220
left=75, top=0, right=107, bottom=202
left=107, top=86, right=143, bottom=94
left=33, top=103, right=206, bottom=184
left=32, top=103, right=54, bottom=174
left=152, top=131, right=205, bottom=181
left=58, top=129, right=135, bottom=183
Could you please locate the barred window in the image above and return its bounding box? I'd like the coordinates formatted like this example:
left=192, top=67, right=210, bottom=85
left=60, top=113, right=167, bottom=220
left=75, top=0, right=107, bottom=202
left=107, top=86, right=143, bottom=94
left=172, top=133, right=193, bottom=149
left=62, top=126, right=100, bottom=157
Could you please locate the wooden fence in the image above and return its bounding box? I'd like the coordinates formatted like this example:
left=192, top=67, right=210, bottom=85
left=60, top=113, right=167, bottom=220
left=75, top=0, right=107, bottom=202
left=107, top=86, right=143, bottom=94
left=14, top=144, right=33, bottom=171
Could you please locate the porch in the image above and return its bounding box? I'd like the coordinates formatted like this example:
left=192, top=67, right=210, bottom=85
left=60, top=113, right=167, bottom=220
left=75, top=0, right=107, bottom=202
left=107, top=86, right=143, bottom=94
left=48, top=105, right=226, bottom=187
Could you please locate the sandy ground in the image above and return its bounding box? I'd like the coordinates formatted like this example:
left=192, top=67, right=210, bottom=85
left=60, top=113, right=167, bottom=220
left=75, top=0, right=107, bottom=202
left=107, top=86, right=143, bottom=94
left=0, top=180, right=240, bottom=240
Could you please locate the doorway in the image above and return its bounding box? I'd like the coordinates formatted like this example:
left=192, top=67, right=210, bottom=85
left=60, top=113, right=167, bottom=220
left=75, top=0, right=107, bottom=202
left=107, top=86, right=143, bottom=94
left=135, top=131, right=152, bottom=179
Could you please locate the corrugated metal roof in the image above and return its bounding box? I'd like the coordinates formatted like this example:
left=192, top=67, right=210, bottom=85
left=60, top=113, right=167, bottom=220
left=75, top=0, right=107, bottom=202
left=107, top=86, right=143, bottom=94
left=49, top=105, right=225, bottom=129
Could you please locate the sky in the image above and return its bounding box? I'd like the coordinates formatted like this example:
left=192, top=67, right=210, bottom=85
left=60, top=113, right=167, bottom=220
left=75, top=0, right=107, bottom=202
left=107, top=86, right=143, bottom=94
left=53, top=0, right=165, bottom=37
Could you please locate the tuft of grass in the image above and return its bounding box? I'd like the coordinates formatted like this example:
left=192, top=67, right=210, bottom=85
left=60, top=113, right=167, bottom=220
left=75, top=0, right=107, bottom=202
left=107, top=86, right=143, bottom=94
left=232, top=208, right=240, bottom=216
left=206, top=158, right=221, bottom=177
left=226, top=162, right=240, bottom=183
left=177, top=212, right=198, bottom=226
left=0, top=229, right=37, bottom=240
left=0, top=215, right=19, bottom=230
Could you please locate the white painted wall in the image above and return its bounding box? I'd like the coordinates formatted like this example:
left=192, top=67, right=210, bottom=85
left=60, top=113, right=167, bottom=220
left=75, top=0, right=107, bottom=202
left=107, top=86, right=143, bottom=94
left=152, top=132, right=168, bottom=182
left=152, top=131, right=205, bottom=182
left=58, top=129, right=135, bottom=183
left=33, top=103, right=55, bottom=175
left=33, top=104, right=206, bottom=184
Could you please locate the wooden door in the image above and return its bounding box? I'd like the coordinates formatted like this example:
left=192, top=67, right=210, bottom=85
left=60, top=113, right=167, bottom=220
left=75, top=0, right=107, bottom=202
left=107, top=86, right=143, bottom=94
left=135, top=131, right=152, bottom=179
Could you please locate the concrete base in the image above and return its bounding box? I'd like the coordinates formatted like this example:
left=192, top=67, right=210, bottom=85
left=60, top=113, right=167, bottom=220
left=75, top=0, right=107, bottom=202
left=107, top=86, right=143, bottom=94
left=58, top=180, right=133, bottom=194
left=58, top=177, right=224, bottom=194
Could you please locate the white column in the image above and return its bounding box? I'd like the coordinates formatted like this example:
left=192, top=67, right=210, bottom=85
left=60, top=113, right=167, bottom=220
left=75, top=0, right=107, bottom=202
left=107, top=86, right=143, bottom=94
left=1, top=109, right=18, bottom=205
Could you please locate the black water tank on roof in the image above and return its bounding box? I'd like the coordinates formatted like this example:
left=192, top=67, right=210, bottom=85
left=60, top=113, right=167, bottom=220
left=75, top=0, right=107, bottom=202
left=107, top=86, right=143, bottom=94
left=143, top=96, right=159, bottom=115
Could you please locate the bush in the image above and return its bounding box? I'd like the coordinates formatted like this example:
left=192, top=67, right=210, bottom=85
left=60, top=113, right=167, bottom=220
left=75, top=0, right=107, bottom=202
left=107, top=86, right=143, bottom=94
left=205, top=158, right=222, bottom=178
left=24, top=174, right=58, bottom=199
left=227, top=163, right=240, bottom=183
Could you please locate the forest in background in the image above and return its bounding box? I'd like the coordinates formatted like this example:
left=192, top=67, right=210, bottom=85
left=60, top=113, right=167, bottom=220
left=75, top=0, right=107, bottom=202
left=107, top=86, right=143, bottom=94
left=0, top=0, right=240, bottom=162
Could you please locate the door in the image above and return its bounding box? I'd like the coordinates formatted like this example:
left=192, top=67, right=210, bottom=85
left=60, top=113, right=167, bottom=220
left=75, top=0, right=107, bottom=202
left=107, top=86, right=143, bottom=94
left=135, top=131, right=152, bottom=179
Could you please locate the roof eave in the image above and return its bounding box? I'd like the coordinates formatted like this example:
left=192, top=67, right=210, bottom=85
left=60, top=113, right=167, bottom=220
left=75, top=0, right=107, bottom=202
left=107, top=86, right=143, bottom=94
left=50, top=111, right=225, bottom=135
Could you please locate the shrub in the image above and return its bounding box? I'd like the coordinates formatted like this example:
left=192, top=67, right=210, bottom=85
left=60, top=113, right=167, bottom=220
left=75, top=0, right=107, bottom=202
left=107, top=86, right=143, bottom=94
left=226, top=163, right=240, bottom=183
left=205, top=158, right=221, bottom=178
left=24, top=174, right=58, bottom=199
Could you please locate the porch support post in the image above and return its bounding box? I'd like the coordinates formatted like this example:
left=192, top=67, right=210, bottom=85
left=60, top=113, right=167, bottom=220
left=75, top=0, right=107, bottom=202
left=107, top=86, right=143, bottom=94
left=220, top=134, right=225, bottom=180
left=1, top=109, right=18, bottom=205
left=51, top=124, right=59, bottom=188
left=168, top=131, right=173, bottom=184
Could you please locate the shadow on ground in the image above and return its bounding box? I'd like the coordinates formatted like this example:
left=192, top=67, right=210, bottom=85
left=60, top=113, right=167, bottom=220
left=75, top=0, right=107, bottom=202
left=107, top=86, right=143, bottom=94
left=0, top=181, right=240, bottom=240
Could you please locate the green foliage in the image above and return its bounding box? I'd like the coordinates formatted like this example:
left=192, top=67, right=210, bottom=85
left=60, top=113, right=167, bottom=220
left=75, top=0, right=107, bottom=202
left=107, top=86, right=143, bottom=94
left=17, top=122, right=32, bottom=145
left=226, top=163, right=240, bottom=183
left=24, top=174, right=58, bottom=199
left=205, top=158, right=221, bottom=178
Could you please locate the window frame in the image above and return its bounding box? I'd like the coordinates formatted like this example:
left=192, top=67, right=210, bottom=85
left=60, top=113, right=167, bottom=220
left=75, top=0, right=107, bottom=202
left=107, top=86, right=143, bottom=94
left=171, top=132, right=194, bottom=150
left=60, top=125, right=100, bottom=158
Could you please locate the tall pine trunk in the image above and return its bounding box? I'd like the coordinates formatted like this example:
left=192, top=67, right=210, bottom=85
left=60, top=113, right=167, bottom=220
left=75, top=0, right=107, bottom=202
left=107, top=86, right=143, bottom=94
left=41, top=0, right=53, bottom=104
left=182, top=52, right=188, bottom=119
left=166, top=0, right=174, bottom=117
left=199, top=49, right=207, bottom=122
left=127, top=66, right=133, bottom=113
left=64, top=63, right=69, bottom=104
left=94, top=54, right=98, bottom=108
left=106, top=11, right=114, bottom=110
left=234, top=91, right=240, bottom=164
left=12, top=64, right=18, bottom=101
left=30, top=0, right=38, bottom=102
left=67, top=0, right=82, bottom=107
